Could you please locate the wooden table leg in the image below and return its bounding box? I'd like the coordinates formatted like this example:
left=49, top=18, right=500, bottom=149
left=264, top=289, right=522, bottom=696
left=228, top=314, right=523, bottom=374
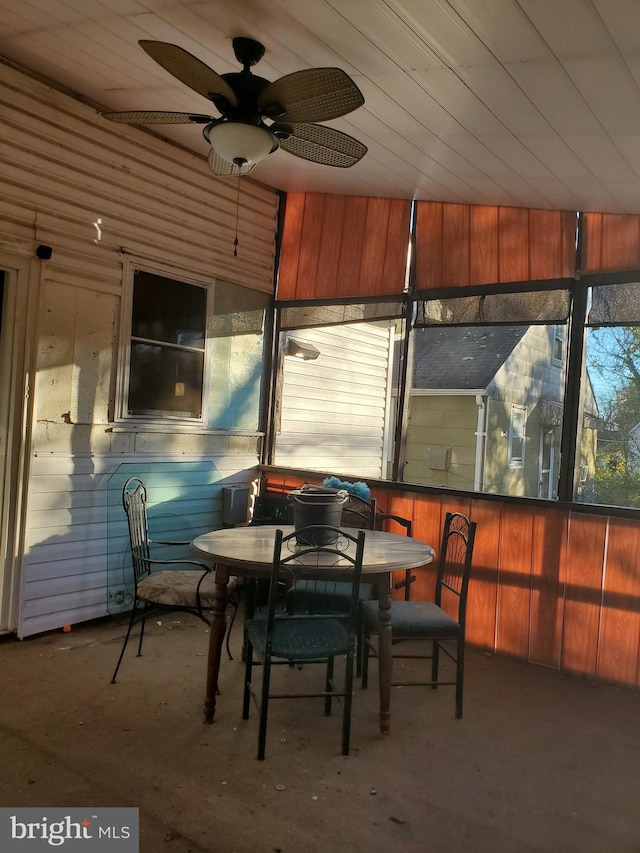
left=377, top=572, right=392, bottom=734
left=203, top=564, right=230, bottom=724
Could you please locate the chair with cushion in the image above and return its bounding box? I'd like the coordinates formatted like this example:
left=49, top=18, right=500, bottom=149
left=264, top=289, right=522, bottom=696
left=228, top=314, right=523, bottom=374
left=361, top=511, right=476, bottom=718
left=111, top=477, right=239, bottom=683
left=243, top=525, right=366, bottom=760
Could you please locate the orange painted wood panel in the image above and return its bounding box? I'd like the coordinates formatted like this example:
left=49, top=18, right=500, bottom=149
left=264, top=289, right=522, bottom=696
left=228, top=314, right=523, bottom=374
left=414, top=201, right=443, bottom=290
left=582, top=212, right=640, bottom=273
left=529, top=210, right=563, bottom=280
left=495, top=504, right=532, bottom=657
left=296, top=194, right=325, bottom=300
left=498, top=207, right=529, bottom=282
left=465, top=500, right=500, bottom=649
left=335, top=196, right=368, bottom=296
left=561, top=513, right=606, bottom=677
left=415, top=201, right=577, bottom=290
left=469, top=205, right=499, bottom=284
left=561, top=211, right=578, bottom=275
left=597, top=518, right=640, bottom=685
left=360, top=198, right=392, bottom=295
left=442, top=203, right=470, bottom=286
left=382, top=200, right=413, bottom=288
left=316, top=194, right=347, bottom=298
left=409, top=492, right=443, bottom=601
left=276, top=193, right=410, bottom=300
left=529, top=507, right=567, bottom=667
left=276, top=193, right=305, bottom=298
left=261, top=472, right=640, bottom=689
left=582, top=212, right=603, bottom=273
left=601, top=214, right=640, bottom=271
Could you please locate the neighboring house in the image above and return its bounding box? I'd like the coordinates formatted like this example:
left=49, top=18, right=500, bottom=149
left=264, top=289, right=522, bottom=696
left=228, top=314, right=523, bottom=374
left=0, top=62, right=278, bottom=637
left=404, top=325, right=599, bottom=499
left=273, top=322, right=396, bottom=479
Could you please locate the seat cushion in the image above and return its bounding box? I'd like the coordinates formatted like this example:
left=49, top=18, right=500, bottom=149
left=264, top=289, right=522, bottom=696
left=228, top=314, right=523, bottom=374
left=246, top=616, right=350, bottom=661
left=137, top=570, right=237, bottom=610
left=362, top=599, right=461, bottom=638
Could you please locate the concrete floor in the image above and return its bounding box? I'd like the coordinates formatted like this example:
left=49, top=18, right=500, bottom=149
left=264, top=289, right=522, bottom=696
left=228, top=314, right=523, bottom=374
left=1, top=612, right=639, bottom=853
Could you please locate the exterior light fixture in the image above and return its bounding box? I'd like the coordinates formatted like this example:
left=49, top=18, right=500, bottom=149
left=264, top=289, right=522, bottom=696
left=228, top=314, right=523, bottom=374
left=285, top=336, right=320, bottom=360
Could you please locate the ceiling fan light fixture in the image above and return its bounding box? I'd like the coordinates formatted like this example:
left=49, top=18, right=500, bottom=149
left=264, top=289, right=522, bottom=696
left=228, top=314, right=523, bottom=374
left=206, top=122, right=276, bottom=167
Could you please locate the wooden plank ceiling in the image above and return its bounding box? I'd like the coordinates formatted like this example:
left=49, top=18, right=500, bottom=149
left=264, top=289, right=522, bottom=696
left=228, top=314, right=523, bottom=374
left=2, top=1, right=640, bottom=214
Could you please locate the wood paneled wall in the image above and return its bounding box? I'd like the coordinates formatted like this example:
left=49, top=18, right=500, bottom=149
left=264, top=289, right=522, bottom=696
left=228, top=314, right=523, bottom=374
left=415, top=203, right=577, bottom=289
left=582, top=212, right=640, bottom=274
left=277, top=194, right=411, bottom=300
left=262, top=472, right=640, bottom=689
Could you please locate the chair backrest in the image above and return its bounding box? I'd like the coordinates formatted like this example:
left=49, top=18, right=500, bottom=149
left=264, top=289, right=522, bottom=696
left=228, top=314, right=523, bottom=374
left=434, top=512, right=476, bottom=626
left=122, top=477, right=152, bottom=583
left=374, top=510, right=414, bottom=600
left=267, top=526, right=366, bottom=636
left=341, top=494, right=377, bottom=529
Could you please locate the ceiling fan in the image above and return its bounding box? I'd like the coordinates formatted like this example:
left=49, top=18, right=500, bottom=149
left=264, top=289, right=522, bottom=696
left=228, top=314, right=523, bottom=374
left=102, top=38, right=367, bottom=176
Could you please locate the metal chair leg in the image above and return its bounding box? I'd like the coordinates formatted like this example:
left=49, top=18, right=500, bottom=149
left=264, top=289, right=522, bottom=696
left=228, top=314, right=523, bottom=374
left=257, top=659, right=272, bottom=760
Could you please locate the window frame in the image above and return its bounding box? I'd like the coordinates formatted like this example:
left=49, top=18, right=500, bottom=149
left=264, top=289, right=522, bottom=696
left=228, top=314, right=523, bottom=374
left=114, top=259, right=214, bottom=431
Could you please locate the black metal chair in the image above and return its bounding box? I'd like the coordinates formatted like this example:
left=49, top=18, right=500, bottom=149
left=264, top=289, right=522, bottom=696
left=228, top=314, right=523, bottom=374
left=285, top=496, right=413, bottom=674
left=242, top=525, right=366, bottom=760
left=111, top=477, right=239, bottom=683
left=361, top=511, right=476, bottom=718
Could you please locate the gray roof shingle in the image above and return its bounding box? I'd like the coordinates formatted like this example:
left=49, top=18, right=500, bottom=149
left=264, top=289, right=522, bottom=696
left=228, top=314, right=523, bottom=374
left=412, top=326, right=527, bottom=390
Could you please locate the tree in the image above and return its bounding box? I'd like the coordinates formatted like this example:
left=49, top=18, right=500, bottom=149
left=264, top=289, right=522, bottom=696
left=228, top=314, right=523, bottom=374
left=588, top=326, right=640, bottom=506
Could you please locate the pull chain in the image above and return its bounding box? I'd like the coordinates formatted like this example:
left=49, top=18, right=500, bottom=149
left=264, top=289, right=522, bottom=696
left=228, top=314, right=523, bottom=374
left=233, top=174, right=240, bottom=257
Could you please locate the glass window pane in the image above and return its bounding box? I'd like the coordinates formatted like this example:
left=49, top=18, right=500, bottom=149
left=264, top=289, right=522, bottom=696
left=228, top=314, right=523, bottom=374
left=579, top=321, right=640, bottom=507
left=128, top=343, right=203, bottom=418
left=588, top=281, right=640, bottom=325
left=273, top=318, right=401, bottom=479
left=280, top=300, right=405, bottom=331
left=416, top=289, right=570, bottom=326
left=132, top=270, right=206, bottom=348
left=403, top=324, right=564, bottom=498
left=207, top=282, right=270, bottom=431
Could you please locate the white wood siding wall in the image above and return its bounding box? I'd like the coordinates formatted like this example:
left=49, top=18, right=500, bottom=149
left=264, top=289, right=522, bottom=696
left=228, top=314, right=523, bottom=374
left=274, top=323, right=393, bottom=478
left=0, top=60, right=278, bottom=637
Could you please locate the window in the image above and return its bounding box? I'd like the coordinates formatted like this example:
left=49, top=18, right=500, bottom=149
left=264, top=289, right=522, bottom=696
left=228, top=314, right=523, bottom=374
left=553, top=325, right=564, bottom=365
left=579, top=280, right=640, bottom=507
left=508, top=405, right=527, bottom=468
left=127, top=270, right=207, bottom=420
left=270, top=276, right=640, bottom=509
left=117, top=265, right=270, bottom=431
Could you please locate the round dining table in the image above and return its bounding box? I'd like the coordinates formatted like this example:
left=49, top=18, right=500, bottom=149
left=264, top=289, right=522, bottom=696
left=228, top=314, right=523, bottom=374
left=191, top=525, right=435, bottom=733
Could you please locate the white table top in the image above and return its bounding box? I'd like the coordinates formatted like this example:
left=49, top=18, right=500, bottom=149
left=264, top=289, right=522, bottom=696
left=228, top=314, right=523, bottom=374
left=191, top=525, right=435, bottom=576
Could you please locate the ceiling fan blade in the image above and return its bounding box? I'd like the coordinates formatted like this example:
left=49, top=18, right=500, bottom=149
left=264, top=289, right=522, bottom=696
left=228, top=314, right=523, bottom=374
left=258, top=68, right=364, bottom=123
left=102, top=110, right=215, bottom=125
left=207, top=148, right=258, bottom=177
left=139, top=40, right=238, bottom=109
left=275, top=123, right=367, bottom=168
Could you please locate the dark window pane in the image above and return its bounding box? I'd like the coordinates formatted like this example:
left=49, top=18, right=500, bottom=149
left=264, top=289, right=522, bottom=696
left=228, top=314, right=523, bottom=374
left=416, top=289, right=570, bottom=326
left=132, top=270, right=206, bottom=348
left=280, top=300, right=404, bottom=331
left=128, top=343, right=203, bottom=418
left=588, top=281, right=640, bottom=325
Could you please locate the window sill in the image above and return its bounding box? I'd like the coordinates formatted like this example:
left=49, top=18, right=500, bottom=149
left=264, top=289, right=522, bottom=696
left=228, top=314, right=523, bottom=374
left=108, top=422, right=264, bottom=437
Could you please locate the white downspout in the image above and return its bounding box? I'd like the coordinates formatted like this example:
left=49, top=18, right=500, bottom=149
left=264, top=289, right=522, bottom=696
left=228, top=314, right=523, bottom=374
left=474, top=394, right=487, bottom=492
